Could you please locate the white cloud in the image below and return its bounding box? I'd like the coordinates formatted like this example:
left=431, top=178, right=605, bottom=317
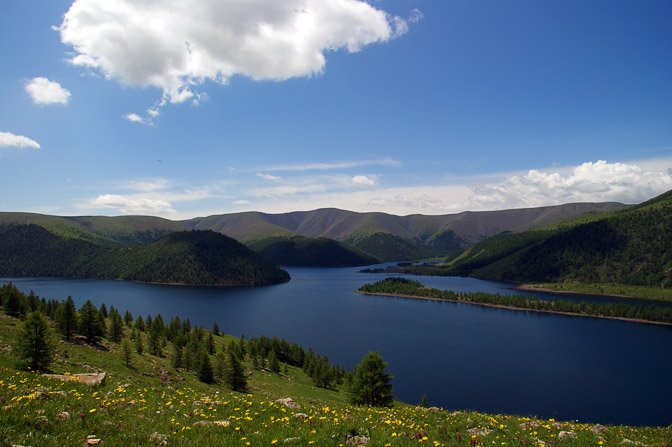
left=352, top=175, right=375, bottom=186
left=261, top=158, right=400, bottom=172
left=24, top=77, right=71, bottom=105
left=408, top=8, right=424, bottom=24
left=123, top=113, right=147, bottom=124
left=256, top=173, right=282, bottom=181
left=233, top=200, right=251, bottom=205
left=57, top=0, right=411, bottom=106
left=0, top=131, right=40, bottom=149
left=91, top=194, right=176, bottom=214
left=465, top=160, right=672, bottom=210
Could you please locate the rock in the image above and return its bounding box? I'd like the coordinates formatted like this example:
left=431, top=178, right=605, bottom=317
left=559, top=431, right=577, bottom=439
left=284, top=437, right=301, bottom=444
left=150, top=432, right=167, bottom=442
left=86, top=436, right=101, bottom=445
left=192, top=420, right=213, bottom=427
left=43, top=372, right=107, bottom=386
left=275, top=398, right=300, bottom=410
left=520, top=421, right=540, bottom=429
left=467, top=428, right=493, bottom=437
left=292, top=413, right=308, bottom=419
left=193, top=401, right=204, bottom=406
left=428, top=406, right=440, bottom=411
left=213, top=420, right=231, bottom=427
left=346, top=436, right=370, bottom=446
left=591, top=424, right=607, bottom=434
left=57, top=412, right=71, bottom=421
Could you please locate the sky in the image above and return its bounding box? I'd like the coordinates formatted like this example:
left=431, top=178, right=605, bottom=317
left=1, top=0, right=671, bottom=219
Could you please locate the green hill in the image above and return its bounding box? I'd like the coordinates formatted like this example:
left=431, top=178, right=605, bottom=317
left=0, top=225, right=289, bottom=286
left=0, top=212, right=187, bottom=246
left=441, top=189, right=672, bottom=288
left=248, top=235, right=380, bottom=267
left=185, top=202, right=624, bottom=262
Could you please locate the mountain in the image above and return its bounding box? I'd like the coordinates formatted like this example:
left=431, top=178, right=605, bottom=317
left=0, top=224, right=289, bottom=286
left=184, top=202, right=626, bottom=261
left=247, top=235, right=379, bottom=267
left=442, top=190, right=672, bottom=287
left=0, top=212, right=187, bottom=246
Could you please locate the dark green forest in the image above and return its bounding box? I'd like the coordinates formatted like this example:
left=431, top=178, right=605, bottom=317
left=0, top=224, right=289, bottom=286
left=358, top=278, right=672, bottom=325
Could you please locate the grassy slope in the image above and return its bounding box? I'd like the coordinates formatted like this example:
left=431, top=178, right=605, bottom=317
left=0, top=312, right=668, bottom=447
left=0, top=212, right=187, bottom=247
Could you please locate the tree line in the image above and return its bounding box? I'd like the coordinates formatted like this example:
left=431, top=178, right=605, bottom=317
left=1, top=282, right=396, bottom=407
left=358, top=278, right=672, bottom=325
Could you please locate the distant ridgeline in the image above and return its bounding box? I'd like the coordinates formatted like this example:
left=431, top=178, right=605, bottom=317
left=0, top=224, right=289, bottom=286
left=373, top=189, right=672, bottom=290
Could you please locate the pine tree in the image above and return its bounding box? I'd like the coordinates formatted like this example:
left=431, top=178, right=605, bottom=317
left=420, top=394, right=429, bottom=408
left=135, top=333, right=144, bottom=355
left=349, top=351, right=394, bottom=407
left=198, top=351, right=214, bottom=384
left=56, top=296, right=78, bottom=340
left=171, top=344, right=183, bottom=369
left=123, top=310, right=133, bottom=327
left=206, top=333, right=215, bottom=355
left=212, top=321, right=220, bottom=335
left=135, top=315, right=146, bottom=332
left=215, top=351, right=226, bottom=379
left=109, top=310, right=124, bottom=343
left=224, top=350, right=247, bottom=392
left=268, top=350, right=280, bottom=374
left=78, top=300, right=104, bottom=343
left=18, top=311, right=54, bottom=371
left=122, top=339, right=133, bottom=367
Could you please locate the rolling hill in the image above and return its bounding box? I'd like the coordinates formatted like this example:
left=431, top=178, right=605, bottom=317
left=0, top=224, right=289, bottom=286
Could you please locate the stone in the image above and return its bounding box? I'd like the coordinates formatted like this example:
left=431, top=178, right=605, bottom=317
left=275, top=398, right=300, bottom=410
left=284, top=437, right=301, bottom=444
left=192, top=420, right=213, bottom=427
left=520, top=421, right=540, bottom=429
left=150, top=432, right=167, bottom=442
left=292, top=413, right=308, bottom=419
left=558, top=431, right=577, bottom=440
left=591, top=424, right=607, bottom=434
left=57, top=411, right=71, bottom=421
left=346, top=436, right=370, bottom=446
left=467, top=428, right=493, bottom=437
left=213, top=420, right=231, bottom=427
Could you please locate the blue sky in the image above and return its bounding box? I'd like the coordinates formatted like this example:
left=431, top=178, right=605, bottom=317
left=1, top=0, right=671, bottom=219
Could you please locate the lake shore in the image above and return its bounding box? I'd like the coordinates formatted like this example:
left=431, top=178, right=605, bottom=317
left=355, top=290, right=672, bottom=327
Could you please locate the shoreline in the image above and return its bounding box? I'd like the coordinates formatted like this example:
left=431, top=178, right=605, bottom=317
left=355, top=290, right=672, bottom=327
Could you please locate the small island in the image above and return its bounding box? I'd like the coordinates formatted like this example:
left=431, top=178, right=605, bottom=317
left=357, top=277, right=672, bottom=326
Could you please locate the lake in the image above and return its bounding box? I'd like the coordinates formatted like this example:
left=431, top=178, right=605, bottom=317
left=3, top=266, right=671, bottom=427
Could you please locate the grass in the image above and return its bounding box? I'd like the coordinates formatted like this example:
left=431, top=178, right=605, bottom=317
left=524, top=283, right=672, bottom=302
left=0, top=312, right=670, bottom=446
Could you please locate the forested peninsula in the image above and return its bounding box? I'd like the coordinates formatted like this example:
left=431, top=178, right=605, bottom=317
left=0, top=224, right=289, bottom=286
left=357, top=278, right=672, bottom=326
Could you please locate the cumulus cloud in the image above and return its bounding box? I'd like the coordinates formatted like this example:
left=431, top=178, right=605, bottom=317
left=24, top=77, right=71, bottom=105
left=92, top=194, right=176, bottom=214
left=465, top=160, right=672, bottom=210
left=0, top=131, right=40, bottom=149
left=352, top=175, right=375, bottom=186
left=57, top=0, right=414, bottom=106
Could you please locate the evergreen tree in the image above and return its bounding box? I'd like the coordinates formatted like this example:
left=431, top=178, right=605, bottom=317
left=349, top=351, right=394, bottom=407
left=99, top=303, right=108, bottom=318
left=135, top=333, right=144, bottom=355
left=171, top=344, right=183, bottom=369
left=198, top=351, right=214, bottom=384
left=212, top=321, right=220, bottom=335
left=3, top=284, right=26, bottom=317
left=97, top=308, right=107, bottom=336
left=135, top=315, right=146, bottom=332
left=122, top=339, right=133, bottom=367
left=215, top=351, right=226, bottom=379
left=123, top=310, right=133, bottom=326
left=78, top=300, right=104, bottom=343
left=18, top=311, right=54, bottom=371
left=224, top=350, right=247, bottom=392
left=55, top=296, right=78, bottom=340
left=420, top=394, right=429, bottom=408
left=268, top=350, right=280, bottom=374
left=206, top=333, right=215, bottom=355
left=109, top=310, right=124, bottom=343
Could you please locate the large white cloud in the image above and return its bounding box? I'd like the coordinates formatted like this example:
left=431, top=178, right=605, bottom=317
left=24, top=77, right=71, bottom=105
left=0, top=131, right=41, bottom=149
left=92, top=194, right=176, bottom=215
left=57, top=0, right=411, bottom=105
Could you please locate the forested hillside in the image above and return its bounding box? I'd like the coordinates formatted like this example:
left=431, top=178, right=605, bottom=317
left=0, top=225, right=289, bottom=286
left=452, top=190, right=672, bottom=287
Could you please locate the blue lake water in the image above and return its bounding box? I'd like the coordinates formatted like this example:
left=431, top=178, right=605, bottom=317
left=3, top=267, right=672, bottom=427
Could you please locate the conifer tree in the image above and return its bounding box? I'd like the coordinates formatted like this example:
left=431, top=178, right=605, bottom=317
left=224, top=350, right=247, bottom=392
left=78, top=300, right=104, bottom=343
left=206, top=333, right=215, bottom=355
left=56, top=296, right=78, bottom=340
left=212, top=321, right=220, bottom=335
left=268, top=349, right=280, bottom=374
left=135, top=315, right=146, bottom=332
left=198, top=351, right=214, bottom=384
left=135, top=333, right=144, bottom=355
left=122, top=339, right=133, bottom=367
left=123, top=310, right=133, bottom=326
left=349, top=351, right=394, bottom=407
left=109, top=310, right=124, bottom=343
left=215, top=351, right=226, bottom=379
left=18, top=311, right=54, bottom=371
left=171, top=344, right=183, bottom=369
left=420, top=394, right=429, bottom=408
